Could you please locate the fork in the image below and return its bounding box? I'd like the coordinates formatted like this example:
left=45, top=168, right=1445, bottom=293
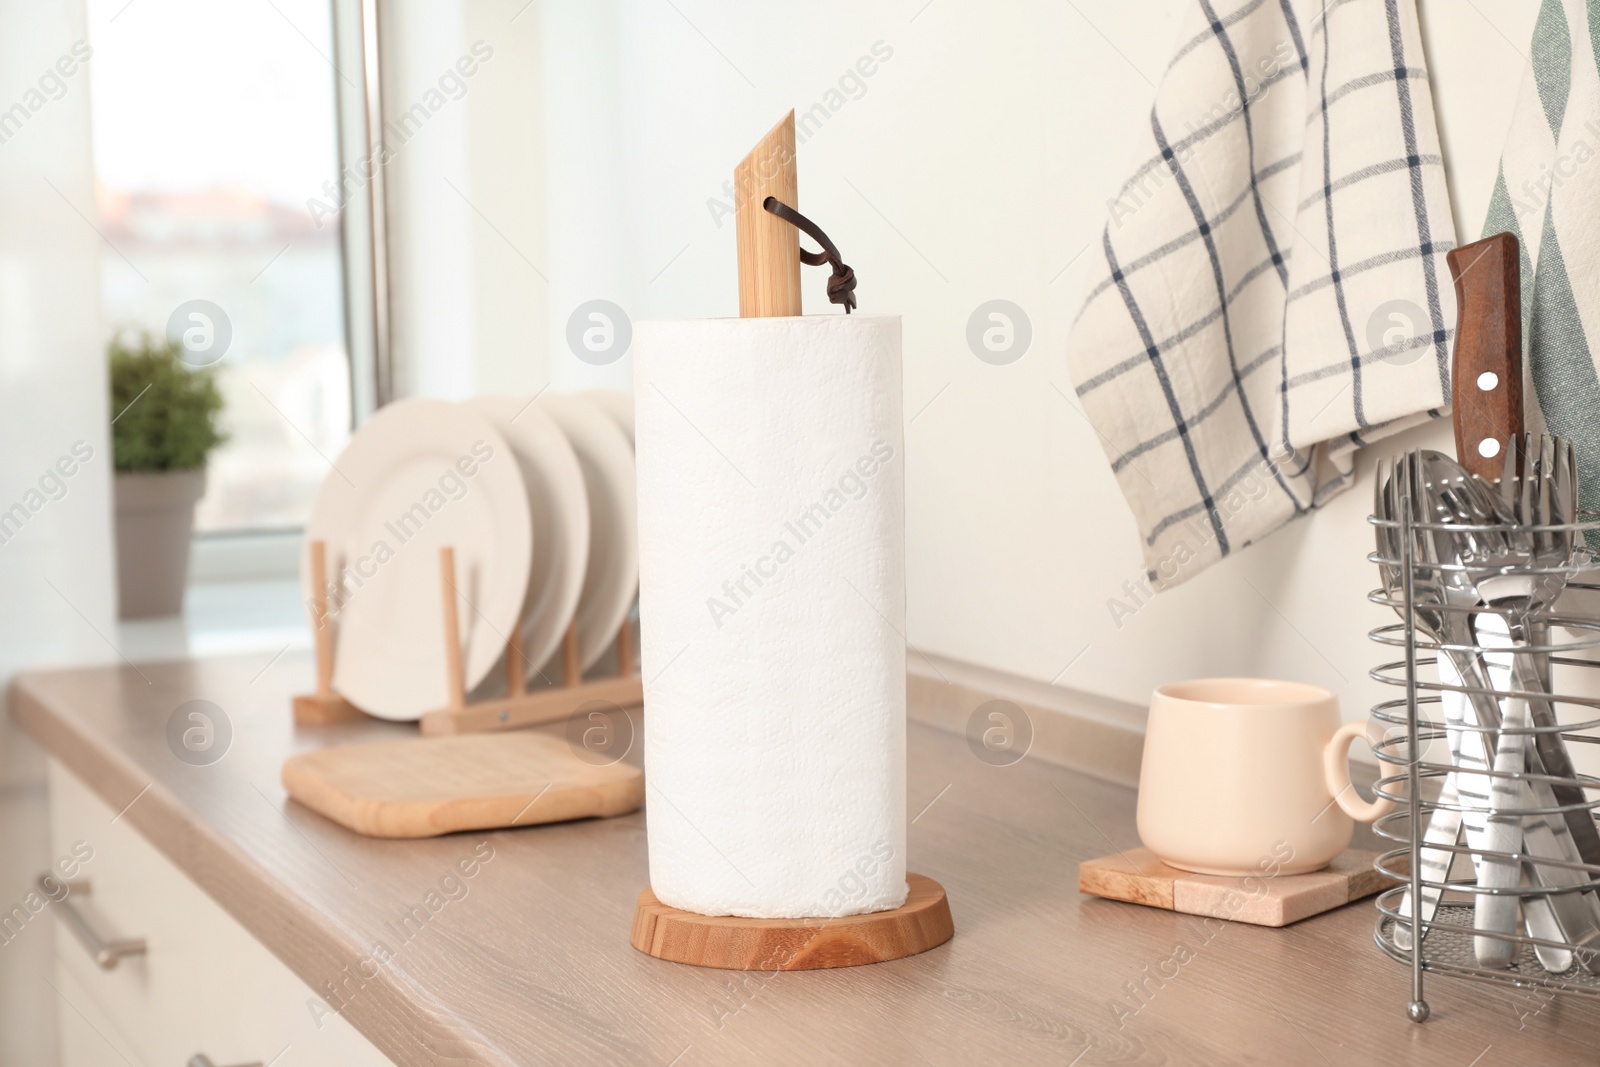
left=1407, top=454, right=1523, bottom=964
left=1432, top=436, right=1600, bottom=971
left=1378, top=453, right=1501, bottom=950
left=1486, top=435, right=1600, bottom=869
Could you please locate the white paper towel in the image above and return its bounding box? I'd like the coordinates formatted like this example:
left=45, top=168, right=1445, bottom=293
left=634, top=314, right=906, bottom=919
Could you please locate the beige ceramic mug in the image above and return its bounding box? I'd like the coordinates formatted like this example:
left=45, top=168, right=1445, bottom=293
left=1137, top=678, right=1392, bottom=876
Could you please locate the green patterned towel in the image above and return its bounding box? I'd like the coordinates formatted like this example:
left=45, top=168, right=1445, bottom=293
left=1484, top=0, right=1600, bottom=520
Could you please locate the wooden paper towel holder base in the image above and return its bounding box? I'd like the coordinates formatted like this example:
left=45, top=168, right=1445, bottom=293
left=630, top=873, right=953, bottom=970
left=293, top=540, right=643, bottom=734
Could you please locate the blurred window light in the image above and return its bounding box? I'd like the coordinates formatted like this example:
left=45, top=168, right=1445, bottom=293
left=89, top=0, right=351, bottom=533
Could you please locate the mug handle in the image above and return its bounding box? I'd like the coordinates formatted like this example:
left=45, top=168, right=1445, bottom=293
left=1322, top=722, right=1394, bottom=822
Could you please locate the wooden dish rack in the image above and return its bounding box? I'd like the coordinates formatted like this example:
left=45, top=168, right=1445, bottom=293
left=293, top=540, right=643, bottom=735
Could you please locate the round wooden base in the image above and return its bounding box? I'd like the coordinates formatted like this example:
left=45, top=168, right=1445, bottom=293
left=630, top=872, right=953, bottom=970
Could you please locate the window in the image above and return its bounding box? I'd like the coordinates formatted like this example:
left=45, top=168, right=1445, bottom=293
left=89, top=0, right=351, bottom=533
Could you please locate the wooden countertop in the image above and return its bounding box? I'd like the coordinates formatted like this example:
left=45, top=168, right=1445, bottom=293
left=13, top=654, right=1600, bottom=1065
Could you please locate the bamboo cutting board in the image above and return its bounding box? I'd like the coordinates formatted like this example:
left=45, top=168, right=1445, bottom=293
left=282, top=731, right=643, bottom=839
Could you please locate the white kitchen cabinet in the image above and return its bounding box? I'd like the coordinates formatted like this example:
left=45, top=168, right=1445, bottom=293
left=47, top=758, right=392, bottom=1067
left=52, top=962, right=143, bottom=1067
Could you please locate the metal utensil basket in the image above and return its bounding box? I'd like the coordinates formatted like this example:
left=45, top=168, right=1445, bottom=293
left=1369, top=500, right=1600, bottom=1021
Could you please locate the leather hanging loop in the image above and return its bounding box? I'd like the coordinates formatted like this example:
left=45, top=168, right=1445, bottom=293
left=761, top=197, right=857, bottom=313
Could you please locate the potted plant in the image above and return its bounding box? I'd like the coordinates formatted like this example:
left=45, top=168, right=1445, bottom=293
left=109, top=333, right=225, bottom=618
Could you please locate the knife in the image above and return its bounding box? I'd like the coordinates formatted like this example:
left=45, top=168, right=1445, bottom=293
left=1446, top=232, right=1523, bottom=480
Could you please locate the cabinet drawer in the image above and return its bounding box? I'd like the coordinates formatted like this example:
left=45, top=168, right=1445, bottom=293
left=47, top=758, right=392, bottom=1066
left=53, top=960, right=143, bottom=1067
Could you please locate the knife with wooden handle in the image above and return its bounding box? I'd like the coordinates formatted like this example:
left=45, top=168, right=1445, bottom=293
left=1446, top=232, right=1523, bottom=479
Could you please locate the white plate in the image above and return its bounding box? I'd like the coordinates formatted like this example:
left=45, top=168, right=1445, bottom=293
left=537, top=394, right=638, bottom=671
left=303, top=399, right=531, bottom=719
left=584, top=389, right=634, bottom=448
left=467, top=396, right=590, bottom=678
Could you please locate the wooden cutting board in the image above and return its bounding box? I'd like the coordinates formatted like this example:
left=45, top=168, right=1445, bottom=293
left=282, top=731, right=643, bottom=839
left=1078, top=848, right=1396, bottom=928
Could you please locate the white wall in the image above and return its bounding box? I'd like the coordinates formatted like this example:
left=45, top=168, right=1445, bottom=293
left=395, top=0, right=1540, bottom=730
left=539, top=0, right=639, bottom=394
left=377, top=0, right=549, bottom=401
left=0, top=1, right=115, bottom=1060
left=381, top=0, right=478, bottom=400
left=0, top=7, right=115, bottom=671
left=464, top=0, right=547, bottom=397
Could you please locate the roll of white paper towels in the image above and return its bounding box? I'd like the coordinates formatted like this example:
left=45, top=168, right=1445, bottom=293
left=634, top=314, right=907, bottom=919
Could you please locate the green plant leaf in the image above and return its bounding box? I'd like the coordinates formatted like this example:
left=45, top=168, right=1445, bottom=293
left=108, top=333, right=226, bottom=472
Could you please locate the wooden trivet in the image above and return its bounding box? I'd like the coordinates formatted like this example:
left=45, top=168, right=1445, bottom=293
left=1078, top=848, right=1395, bottom=928
left=281, top=731, right=642, bottom=839
left=631, top=873, right=953, bottom=970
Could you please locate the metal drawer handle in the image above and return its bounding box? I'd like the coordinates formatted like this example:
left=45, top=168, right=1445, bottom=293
left=188, top=1056, right=263, bottom=1067
left=40, top=877, right=147, bottom=970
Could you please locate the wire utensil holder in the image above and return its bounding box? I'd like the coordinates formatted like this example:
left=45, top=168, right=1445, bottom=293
left=1369, top=495, right=1600, bottom=1021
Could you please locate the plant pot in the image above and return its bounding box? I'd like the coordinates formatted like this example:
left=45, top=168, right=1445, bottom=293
left=114, top=469, right=206, bottom=619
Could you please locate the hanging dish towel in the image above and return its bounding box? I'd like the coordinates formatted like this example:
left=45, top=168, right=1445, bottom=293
left=1482, top=0, right=1600, bottom=522
left=1066, top=0, right=1456, bottom=587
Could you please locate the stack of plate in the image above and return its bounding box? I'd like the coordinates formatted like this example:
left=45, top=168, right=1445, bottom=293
left=302, top=390, right=637, bottom=720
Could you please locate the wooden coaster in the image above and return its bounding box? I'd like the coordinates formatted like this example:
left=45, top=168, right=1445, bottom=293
left=631, top=873, right=953, bottom=970
left=281, top=731, right=642, bottom=839
left=1078, top=848, right=1395, bottom=928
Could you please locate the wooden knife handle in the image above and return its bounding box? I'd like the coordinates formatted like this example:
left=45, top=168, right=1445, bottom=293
left=1446, top=232, right=1523, bottom=481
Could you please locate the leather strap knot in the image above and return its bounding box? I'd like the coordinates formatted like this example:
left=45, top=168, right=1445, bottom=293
left=762, top=197, right=857, bottom=313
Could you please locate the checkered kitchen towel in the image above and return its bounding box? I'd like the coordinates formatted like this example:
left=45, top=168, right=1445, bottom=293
left=1066, top=0, right=1457, bottom=587
left=1482, top=0, right=1600, bottom=526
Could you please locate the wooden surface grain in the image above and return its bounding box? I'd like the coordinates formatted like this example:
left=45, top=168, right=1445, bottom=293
left=12, top=653, right=1600, bottom=1066
left=630, top=873, right=953, bottom=971
left=1079, top=848, right=1395, bottom=928
left=1447, top=231, right=1523, bottom=482
left=734, top=110, right=802, bottom=318
left=281, top=731, right=643, bottom=839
